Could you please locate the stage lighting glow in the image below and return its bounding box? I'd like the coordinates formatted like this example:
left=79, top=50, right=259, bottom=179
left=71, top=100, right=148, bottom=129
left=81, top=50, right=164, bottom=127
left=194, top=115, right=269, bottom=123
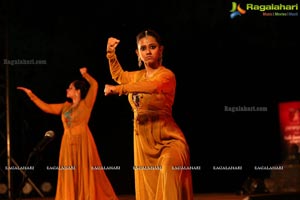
left=41, top=181, right=52, bottom=193
left=0, top=183, right=8, bottom=194
left=22, top=182, right=33, bottom=194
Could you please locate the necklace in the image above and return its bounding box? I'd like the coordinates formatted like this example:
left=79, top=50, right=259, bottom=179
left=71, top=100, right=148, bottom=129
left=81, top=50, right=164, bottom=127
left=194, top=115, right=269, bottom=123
left=64, top=106, right=74, bottom=127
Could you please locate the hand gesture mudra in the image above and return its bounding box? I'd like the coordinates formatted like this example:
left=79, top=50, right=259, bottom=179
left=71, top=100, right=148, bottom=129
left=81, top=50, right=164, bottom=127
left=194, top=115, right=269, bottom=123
left=80, top=67, right=87, bottom=75
left=17, top=86, right=32, bottom=96
left=107, top=37, right=120, bottom=53
left=104, top=84, right=116, bottom=96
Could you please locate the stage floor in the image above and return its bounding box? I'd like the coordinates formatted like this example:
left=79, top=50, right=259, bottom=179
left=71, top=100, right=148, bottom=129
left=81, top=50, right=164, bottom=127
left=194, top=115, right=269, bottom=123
left=118, top=193, right=247, bottom=200
left=17, top=193, right=248, bottom=200
left=16, top=192, right=300, bottom=200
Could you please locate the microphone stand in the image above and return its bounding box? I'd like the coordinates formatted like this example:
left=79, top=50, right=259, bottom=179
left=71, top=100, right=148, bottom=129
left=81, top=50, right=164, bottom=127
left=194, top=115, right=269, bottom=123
left=16, top=151, right=44, bottom=199
left=16, top=131, right=55, bottom=199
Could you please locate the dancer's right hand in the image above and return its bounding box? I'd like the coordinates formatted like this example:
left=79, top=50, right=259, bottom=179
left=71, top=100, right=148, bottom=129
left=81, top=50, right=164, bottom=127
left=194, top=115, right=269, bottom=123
left=107, top=37, right=120, bottom=53
left=17, top=86, right=32, bottom=96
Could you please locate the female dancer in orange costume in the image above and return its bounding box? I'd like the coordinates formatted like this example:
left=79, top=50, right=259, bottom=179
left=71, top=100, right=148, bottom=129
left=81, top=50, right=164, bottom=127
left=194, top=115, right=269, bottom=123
left=17, top=67, right=118, bottom=200
left=104, top=29, right=194, bottom=200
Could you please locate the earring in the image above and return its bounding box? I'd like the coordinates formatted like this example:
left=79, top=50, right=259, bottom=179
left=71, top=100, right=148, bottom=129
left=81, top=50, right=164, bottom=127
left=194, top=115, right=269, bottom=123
left=138, top=57, right=142, bottom=67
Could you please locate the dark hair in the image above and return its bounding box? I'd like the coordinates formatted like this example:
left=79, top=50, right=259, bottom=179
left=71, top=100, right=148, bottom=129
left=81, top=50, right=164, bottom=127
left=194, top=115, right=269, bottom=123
left=136, top=29, right=163, bottom=46
left=73, top=79, right=89, bottom=99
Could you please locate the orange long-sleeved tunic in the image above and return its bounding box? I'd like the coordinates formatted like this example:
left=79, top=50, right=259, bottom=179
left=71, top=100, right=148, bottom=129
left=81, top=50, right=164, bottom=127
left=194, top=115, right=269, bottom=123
left=29, top=73, right=118, bottom=200
left=107, top=53, right=194, bottom=200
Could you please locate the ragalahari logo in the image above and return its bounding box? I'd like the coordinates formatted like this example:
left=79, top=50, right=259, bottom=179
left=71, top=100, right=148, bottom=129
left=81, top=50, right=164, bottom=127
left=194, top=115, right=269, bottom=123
left=230, top=2, right=246, bottom=19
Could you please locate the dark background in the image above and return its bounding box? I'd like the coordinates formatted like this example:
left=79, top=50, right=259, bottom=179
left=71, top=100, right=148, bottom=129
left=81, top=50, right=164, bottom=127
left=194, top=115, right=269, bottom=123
left=0, top=0, right=299, bottom=197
